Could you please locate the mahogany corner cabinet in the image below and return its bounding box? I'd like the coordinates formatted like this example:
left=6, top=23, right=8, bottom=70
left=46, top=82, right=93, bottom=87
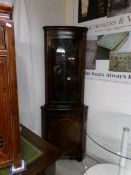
left=41, top=26, right=88, bottom=161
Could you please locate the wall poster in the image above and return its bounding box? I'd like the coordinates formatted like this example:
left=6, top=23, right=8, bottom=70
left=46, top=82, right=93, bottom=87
left=78, top=0, right=131, bottom=84
left=78, top=0, right=108, bottom=23
left=78, top=0, right=131, bottom=23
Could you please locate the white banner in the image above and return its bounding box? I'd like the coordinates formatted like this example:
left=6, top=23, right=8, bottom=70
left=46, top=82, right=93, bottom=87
left=85, top=69, right=131, bottom=84
left=79, top=14, right=131, bottom=36
left=78, top=13, right=131, bottom=84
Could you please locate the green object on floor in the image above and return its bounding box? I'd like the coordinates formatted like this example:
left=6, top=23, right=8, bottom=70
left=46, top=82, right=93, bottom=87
left=0, top=136, right=42, bottom=175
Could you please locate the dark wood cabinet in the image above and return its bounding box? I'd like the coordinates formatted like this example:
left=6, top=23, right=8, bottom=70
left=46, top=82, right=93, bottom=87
left=41, top=26, right=88, bottom=161
left=0, top=3, right=21, bottom=168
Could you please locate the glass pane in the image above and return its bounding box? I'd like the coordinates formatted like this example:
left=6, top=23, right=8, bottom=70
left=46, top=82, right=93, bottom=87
left=0, top=26, right=5, bottom=50
left=51, top=39, right=79, bottom=103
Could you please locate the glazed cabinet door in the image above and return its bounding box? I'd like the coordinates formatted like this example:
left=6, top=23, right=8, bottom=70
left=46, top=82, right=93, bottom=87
left=50, top=38, right=81, bottom=104
left=44, top=26, right=87, bottom=106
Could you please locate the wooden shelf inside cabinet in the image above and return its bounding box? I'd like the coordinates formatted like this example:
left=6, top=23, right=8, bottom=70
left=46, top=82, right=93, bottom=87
left=41, top=26, right=88, bottom=161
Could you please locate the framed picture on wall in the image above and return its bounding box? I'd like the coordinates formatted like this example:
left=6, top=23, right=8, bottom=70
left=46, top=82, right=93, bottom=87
left=107, top=0, right=130, bottom=17
left=85, top=40, right=97, bottom=69
left=78, top=0, right=108, bottom=23
left=109, top=52, right=131, bottom=72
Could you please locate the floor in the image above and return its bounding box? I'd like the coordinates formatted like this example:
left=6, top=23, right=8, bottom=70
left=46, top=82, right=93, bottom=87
left=56, top=155, right=100, bottom=175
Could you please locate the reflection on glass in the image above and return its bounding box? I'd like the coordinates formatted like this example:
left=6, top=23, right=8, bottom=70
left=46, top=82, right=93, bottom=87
left=51, top=39, right=79, bottom=103
left=56, top=48, right=65, bottom=53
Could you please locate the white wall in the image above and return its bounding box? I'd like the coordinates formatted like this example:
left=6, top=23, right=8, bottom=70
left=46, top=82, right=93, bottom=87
left=13, top=0, right=66, bottom=136
left=65, top=0, right=131, bottom=164
left=28, top=0, right=66, bottom=135
left=65, top=0, right=75, bottom=25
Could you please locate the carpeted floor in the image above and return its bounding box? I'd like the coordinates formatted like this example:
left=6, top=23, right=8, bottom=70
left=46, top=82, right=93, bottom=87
left=56, top=155, right=99, bottom=175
